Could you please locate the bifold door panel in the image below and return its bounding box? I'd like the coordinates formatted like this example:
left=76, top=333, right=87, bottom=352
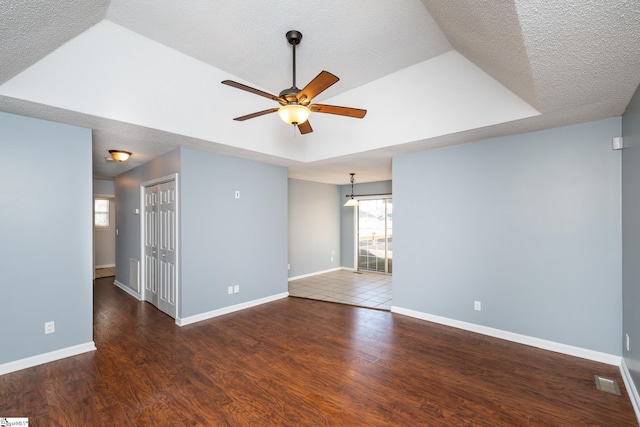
left=143, top=181, right=177, bottom=318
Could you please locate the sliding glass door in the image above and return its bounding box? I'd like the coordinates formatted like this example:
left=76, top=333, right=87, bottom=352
left=358, top=199, right=392, bottom=273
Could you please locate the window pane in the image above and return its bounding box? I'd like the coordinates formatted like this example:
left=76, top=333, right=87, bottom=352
left=95, top=199, right=109, bottom=227
left=95, top=199, right=109, bottom=213
left=95, top=213, right=109, bottom=227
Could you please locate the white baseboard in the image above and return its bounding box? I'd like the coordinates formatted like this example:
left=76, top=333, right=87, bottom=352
left=0, top=341, right=96, bottom=376
left=95, top=263, right=116, bottom=269
left=288, top=267, right=350, bottom=281
left=114, top=280, right=142, bottom=301
left=177, top=292, right=289, bottom=326
left=620, top=358, right=640, bottom=425
left=392, top=306, right=621, bottom=366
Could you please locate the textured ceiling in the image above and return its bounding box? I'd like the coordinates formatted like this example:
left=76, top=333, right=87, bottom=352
left=517, top=0, right=640, bottom=114
left=0, top=1, right=639, bottom=185
left=105, top=0, right=452, bottom=102
left=422, top=0, right=540, bottom=110
left=0, top=0, right=109, bottom=85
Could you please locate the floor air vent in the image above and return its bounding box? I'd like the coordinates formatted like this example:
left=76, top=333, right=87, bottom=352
left=594, top=375, right=622, bottom=396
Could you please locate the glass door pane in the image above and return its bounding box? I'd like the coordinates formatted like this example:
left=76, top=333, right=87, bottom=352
left=358, top=199, right=392, bottom=273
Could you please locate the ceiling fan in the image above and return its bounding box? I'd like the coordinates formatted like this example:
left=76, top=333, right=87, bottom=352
left=221, top=30, right=367, bottom=135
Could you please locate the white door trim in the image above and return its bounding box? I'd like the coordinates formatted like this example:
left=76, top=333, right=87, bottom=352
left=352, top=208, right=358, bottom=270
left=140, top=173, right=180, bottom=322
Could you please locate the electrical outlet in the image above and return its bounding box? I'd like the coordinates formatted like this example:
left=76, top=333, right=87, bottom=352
left=234, top=285, right=240, bottom=294
left=331, top=256, right=334, bottom=262
left=626, top=333, right=630, bottom=352
left=288, top=263, right=290, bottom=270
left=45, top=321, right=55, bottom=334
left=228, top=286, right=233, bottom=295
left=474, top=301, right=481, bottom=311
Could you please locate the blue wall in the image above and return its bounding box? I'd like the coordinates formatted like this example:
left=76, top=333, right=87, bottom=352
left=0, top=112, right=93, bottom=365
left=623, top=84, right=640, bottom=385
left=180, top=148, right=288, bottom=317
left=93, top=179, right=115, bottom=196
left=115, top=147, right=288, bottom=319
left=393, top=118, right=622, bottom=354
left=288, top=179, right=341, bottom=278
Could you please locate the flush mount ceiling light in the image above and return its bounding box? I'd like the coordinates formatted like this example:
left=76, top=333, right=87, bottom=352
left=108, top=150, right=132, bottom=162
left=344, top=173, right=359, bottom=207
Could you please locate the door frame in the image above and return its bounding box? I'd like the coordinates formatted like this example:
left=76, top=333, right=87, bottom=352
left=139, top=173, right=180, bottom=322
left=93, top=193, right=116, bottom=280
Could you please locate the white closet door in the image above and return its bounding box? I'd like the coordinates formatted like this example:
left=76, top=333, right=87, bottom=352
left=143, top=180, right=177, bottom=318
left=157, top=180, right=177, bottom=318
left=144, top=185, right=159, bottom=308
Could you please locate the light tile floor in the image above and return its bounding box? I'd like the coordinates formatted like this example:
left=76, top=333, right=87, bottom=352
left=95, top=267, right=116, bottom=278
left=288, top=269, right=392, bottom=311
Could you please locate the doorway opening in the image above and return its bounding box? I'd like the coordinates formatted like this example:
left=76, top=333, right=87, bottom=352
left=94, top=196, right=116, bottom=279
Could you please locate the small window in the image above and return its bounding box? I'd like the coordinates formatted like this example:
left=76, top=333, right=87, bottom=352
left=95, top=199, right=110, bottom=228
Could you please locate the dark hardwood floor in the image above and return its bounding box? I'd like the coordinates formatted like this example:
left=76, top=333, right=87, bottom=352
left=1, top=277, right=637, bottom=426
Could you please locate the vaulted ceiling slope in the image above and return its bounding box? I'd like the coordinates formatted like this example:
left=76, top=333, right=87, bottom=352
left=0, top=1, right=638, bottom=184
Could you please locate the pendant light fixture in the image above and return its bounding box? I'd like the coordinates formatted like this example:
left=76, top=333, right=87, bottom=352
left=344, top=173, right=359, bottom=207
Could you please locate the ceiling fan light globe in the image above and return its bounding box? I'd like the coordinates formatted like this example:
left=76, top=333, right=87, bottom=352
left=344, top=198, right=359, bottom=207
left=278, top=104, right=310, bottom=125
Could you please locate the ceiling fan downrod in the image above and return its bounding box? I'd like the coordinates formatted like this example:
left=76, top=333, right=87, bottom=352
left=279, top=30, right=303, bottom=103
left=287, top=30, right=302, bottom=89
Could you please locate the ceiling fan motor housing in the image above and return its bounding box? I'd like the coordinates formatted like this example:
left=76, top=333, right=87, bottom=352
left=279, top=87, right=300, bottom=103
